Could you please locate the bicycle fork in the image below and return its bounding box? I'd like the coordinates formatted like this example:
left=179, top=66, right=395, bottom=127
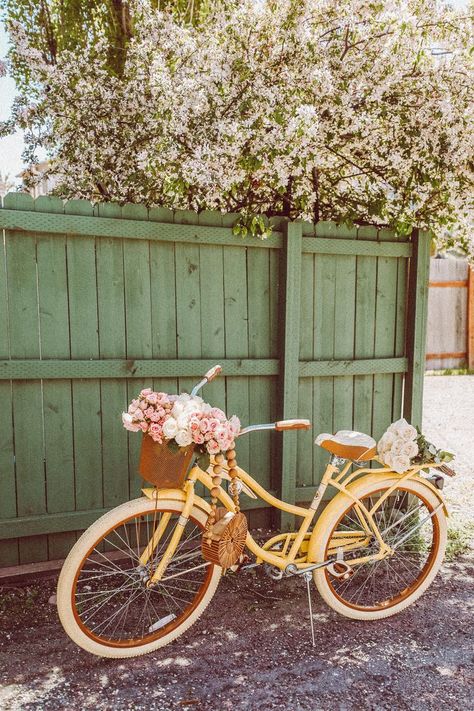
left=140, top=476, right=197, bottom=587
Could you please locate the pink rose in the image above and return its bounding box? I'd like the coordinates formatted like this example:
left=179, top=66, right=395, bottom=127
left=190, top=417, right=201, bottom=432
left=200, top=418, right=210, bottom=433
left=149, top=410, right=162, bottom=422
left=140, top=388, right=152, bottom=397
left=139, top=399, right=147, bottom=410
left=128, top=398, right=140, bottom=414
left=146, top=392, right=159, bottom=404
left=144, top=406, right=156, bottom=419
left=149, top=423, right=163, bottom=442
left=134, top=408, right=144, bottom=421
left=206, top=439, right=220, bottom=455
left=229, top=415, right=240, bottom=434
left=209, top=407, right=226, bottom=421
left=208, top=419, right=219, bottom=432
left=139, top=421, right=148, bottom=432
left=192, top=432, right=205, bottom=445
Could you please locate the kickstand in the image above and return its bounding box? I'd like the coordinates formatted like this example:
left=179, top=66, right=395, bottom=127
left=303, top=571, right=315, bottom=647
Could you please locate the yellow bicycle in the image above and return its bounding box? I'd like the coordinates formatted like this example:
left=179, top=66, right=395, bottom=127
left=57, top=367, right=448, bottom=658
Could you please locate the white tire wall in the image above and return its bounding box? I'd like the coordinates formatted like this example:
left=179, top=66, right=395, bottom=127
left=57, top=497, right=221, bottom=658
left=308, top=476, right=447, bottom=621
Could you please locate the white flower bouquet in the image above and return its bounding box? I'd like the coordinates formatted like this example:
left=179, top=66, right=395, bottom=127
left=377, top=418, right=454, bottom=474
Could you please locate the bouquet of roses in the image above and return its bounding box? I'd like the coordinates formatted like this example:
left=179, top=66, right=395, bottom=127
left=377, top=418, right=454, bottom=474
left=122, top=389, right=240, bottom=466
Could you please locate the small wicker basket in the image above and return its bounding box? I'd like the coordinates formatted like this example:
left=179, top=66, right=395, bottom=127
left=139, top=436, right=195, bottom=488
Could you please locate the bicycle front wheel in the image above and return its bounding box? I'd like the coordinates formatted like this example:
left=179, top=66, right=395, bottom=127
left=310, top=477, right=447, bottom=620
left=57, top=496, right=221, bottom=657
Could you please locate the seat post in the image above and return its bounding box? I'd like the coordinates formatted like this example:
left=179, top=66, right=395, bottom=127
left=309, top=458, right=345, bottom=512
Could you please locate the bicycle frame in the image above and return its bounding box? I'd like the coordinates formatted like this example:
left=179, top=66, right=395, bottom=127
left=141, top=453, right=447, bottom=584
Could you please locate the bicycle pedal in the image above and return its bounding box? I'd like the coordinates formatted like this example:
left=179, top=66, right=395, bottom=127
left=327, top=561, right=353, bottom=580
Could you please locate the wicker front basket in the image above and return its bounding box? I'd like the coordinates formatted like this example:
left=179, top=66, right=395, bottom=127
left=139, top=436, right=195, bottom=488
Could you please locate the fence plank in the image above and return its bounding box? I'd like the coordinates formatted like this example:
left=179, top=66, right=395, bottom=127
left=353, top=227, right=378, bottom=441
left=0, top=219, right=17, bottom=566
left=313, top=223, right=337, bottom=486
left=372, top=229, right=399, bottom=440
left=280, top=222, right=303, bottom=529
left=36, top=196, right=76, bottom=560
left=96, top=202, right=129, bottom=509
left=223, top=246, right=250, bottom=472
left=247, top=247, right=272, bottom=492
left=65, top=200, right=103, bottom=512
left=403, top=229, right=431, bottom=427
left=6, top=217, right=47, bottom=564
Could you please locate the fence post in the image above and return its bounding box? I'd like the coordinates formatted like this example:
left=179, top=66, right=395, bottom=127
left=280, top=221, right=303, bottom=530
left=468, top=266, right=474, bottom=371
left=403, top=228, right=431, bottom=428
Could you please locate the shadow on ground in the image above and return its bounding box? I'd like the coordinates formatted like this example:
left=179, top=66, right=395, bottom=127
left=1, top=551, right=473, bottom=711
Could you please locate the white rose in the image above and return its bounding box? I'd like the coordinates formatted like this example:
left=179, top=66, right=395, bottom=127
left=390, top=454, right=411, bottom=474
left=400, top=440, right=418, bottom=459
left=171, top=401, right=186, bottom=417
left=177, top=413, right=190, bottom=429
left=390, top=418, right=417, bottom=441
left=122, top=412, right=141, bottom=432
left=163, top=417, right=179, bottom=438
left=175, top=429, right=193, bottom=447
left=201, top=403, right=212, bottom=414
left=377, top=431, right=395, bottom=454
left=382, top=451, right=393, bottom=468
left=390, top=438, right=405, bottom=455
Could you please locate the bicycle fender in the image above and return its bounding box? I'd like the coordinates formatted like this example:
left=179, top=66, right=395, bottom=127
left=308, top=471, right=448, bottom=562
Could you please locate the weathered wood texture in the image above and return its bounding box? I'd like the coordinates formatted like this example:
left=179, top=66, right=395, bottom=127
left=426, top=258, right=470, bottom=371
left=0, top=193, right=428, bottom=563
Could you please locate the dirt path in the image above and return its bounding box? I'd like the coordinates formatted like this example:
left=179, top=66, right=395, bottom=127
left=1, top=552, right=473, bottom=711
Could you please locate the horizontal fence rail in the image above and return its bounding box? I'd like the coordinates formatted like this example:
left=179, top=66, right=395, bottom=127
left=0, top=192, right=429, bottom=567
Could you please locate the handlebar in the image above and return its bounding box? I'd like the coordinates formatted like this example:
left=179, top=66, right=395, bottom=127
left=190, top=364, right=222, bottom=397
left=239, top=419, right=311, bottom=436
left=189, top=369, right=311, bottom=435
left=204, top=364, right=222, bottom=382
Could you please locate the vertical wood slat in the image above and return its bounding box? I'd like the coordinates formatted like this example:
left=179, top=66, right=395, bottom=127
left=312, top=222, right=337, bottom=486
left=35, top=196, right=76, bottom=560
left=122, top=204, right=153, bottom=498
left=280, top=222, right=303, bottom=530
left=372, top=229, right=399, bottom=440
left=96, top=202, right=129, bottom=509
left=223, top=246, right=250, bottom=472
left=353, top=226, right=378, bottom=441
left=468, top=266, right=474, bottom=370
left=403, top=229, right=431, bottom=428
left=65, top=199, right=103, bottom=513
left=3, top=193, right=47, bottom=564
left=0, top=195, right=18, bottom=566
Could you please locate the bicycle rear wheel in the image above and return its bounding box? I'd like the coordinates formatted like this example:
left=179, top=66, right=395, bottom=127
left=57, top=497, right=221, bottom=657
left=311, top=477, right=447, bottom=620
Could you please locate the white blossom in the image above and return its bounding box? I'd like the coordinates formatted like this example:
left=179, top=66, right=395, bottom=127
left=7, top=0, right=473, bottom=254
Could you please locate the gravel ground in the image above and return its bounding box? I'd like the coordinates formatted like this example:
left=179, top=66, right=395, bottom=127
left=423, top=375, right=474, bottom=525
left=0, top=376, right=473, bottom=711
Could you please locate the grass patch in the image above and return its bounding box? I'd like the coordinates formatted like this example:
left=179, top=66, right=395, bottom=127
left=445, top=522, right=474, bottom=561
left=0, top=586, right=40, bottom=617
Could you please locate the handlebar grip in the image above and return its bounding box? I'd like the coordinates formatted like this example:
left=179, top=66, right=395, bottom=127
left=275, top=419, right=311, bottom=431
left=204, top=364, right=222, bottom=382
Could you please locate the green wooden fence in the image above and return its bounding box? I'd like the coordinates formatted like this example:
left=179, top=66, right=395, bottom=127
left=0, top=192, right=430, bottom=567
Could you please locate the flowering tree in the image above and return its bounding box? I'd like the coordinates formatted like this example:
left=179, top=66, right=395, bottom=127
left=3, top=0, right=473, bottom=253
